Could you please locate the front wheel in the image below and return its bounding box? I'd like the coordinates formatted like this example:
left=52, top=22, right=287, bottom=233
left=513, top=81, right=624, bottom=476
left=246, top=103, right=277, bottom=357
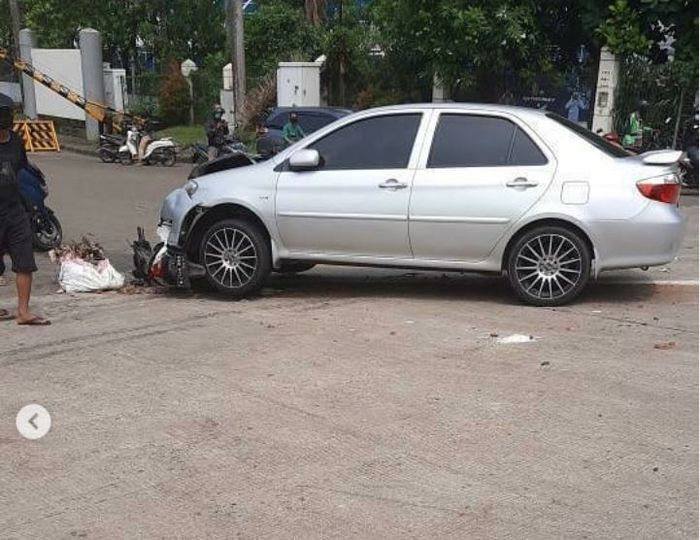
left=161, top=149, right=177, bottom=167
left=118, top=151, right=133, bottom=165
left=33, top=210, right=63, bottom=251
left=200, top=219, right=271, bottom=297
left=98, top=147, right=115, bottom=163
left=507, top=226, right=591, bottom=306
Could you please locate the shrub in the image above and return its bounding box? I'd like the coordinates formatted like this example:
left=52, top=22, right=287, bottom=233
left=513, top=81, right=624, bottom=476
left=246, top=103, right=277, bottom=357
left=158, top=61, right=192, bottom=126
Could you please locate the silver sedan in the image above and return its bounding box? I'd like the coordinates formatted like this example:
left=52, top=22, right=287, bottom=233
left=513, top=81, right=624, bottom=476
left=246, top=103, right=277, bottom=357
left=157, top=104, right=685, bottom=306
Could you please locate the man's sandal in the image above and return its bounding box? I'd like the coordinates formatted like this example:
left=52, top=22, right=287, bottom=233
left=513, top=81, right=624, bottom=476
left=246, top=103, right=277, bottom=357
left=17, top=316, right=51, bottom=326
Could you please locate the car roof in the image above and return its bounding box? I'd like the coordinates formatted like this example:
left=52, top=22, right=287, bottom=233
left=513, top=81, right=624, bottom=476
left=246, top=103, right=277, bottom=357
left=362, top=102, right=551, bottom=120
left=269, top=106, right=353, bottom=116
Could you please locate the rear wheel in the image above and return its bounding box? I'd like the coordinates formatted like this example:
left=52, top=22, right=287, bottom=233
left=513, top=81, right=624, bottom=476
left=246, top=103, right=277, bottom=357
left=199, top=219, right=271, bottom=296
left=507, top=226, right=591, bottom=306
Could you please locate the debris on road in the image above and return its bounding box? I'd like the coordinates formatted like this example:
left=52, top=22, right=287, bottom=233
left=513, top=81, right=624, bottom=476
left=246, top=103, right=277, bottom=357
left=130, top=227, right=168, bottom=288
left=50, top=236, right=124, bottom=293
left=540, top=360, right=551, bottom=367
left=495, top=334, right=536, bottom=344
left=653, top=341, right=676, bottom=350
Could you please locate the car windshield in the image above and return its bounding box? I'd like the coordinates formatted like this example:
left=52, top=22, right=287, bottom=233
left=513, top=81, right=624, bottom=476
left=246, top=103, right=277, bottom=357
left=546, top=113, right=629, bottom=158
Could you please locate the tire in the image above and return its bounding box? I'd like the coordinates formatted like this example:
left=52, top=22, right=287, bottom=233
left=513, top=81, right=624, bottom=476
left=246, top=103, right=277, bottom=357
left=507, top=226, right=591, bottom=307
left=162, top=149, right=177, bottom=167
left=275, top=262, right=316, bottom=274
left=118, top=151, right=133, bottom=165
left=33, top=210, right=63, bottom=251
left=199, top=218, right=271, bottom=296
left=98, top=148, right=115, bottom=163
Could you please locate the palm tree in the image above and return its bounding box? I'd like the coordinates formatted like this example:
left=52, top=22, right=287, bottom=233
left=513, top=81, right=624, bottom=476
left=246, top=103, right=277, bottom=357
left=305, top=0, right=326, bottom=26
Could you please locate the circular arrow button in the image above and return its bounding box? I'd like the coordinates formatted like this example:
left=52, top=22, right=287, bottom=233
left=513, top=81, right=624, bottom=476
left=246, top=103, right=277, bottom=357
left=16, top=404, right=51, bottom=440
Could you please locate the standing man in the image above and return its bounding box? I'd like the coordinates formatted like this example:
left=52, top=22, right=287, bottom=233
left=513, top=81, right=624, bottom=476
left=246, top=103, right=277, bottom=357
left=282, top=112, right=306, bottom=146
left=0, top=93, right=49, bottom=325
left=206, top=105, right=229, bottom=160
left=565, top=91, right=588, bottom=125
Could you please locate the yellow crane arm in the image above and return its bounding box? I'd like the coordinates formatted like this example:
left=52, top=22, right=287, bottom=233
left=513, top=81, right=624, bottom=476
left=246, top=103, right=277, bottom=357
left=0, top=47, right=139, bottom=132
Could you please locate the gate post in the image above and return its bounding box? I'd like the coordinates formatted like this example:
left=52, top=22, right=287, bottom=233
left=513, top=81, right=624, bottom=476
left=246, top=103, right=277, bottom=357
left=79, top=28, right=106, bottom=141
left=591, top=47, right=621, bottom=134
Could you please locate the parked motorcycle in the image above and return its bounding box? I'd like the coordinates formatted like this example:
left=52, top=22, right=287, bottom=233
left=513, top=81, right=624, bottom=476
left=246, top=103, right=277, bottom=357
left=677, top=111, right=698, bottom=188
left=18, top=164, right=62, bottom=251
left=98, top=133, right=124, bottom=163
left=602, top=115, right=698, bottom=188
left=191, top=135, right=247, bottom=165
left=118, top=127, right=177, bottom=167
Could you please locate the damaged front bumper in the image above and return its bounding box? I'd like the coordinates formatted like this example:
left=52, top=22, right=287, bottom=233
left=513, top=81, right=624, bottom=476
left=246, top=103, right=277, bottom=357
left=151, top=246, right=205, bottom=288
left=148, top=218, right=203, bottom=289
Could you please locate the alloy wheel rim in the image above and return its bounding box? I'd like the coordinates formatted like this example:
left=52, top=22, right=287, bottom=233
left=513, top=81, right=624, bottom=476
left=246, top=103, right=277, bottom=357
left=514, top=234, right=582, bottom=300
left=204, top=227, right=258, bottom=288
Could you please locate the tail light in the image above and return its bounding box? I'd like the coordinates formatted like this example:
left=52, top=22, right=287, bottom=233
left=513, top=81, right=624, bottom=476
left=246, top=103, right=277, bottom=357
left=636, top=174, right=681, bottom=204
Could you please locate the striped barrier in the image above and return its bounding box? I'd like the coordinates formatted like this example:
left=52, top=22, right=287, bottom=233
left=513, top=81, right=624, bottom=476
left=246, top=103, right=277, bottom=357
left=12, top=120, right=61, bottom=152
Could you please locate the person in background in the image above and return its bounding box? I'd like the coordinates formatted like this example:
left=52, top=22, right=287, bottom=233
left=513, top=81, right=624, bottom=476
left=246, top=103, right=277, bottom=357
left=622, top=100, right=651, bottom=148
left=0, top=93, right=49, bottom=325
left=206, top=105, right=229, bottom=160
left=565, top=91, right=588, bottom=124
left=282, top=112, right=306, bottom=145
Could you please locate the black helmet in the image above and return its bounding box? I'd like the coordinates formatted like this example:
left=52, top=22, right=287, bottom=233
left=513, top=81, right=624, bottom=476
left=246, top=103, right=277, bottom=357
left=0, top=93, right=14, bottom=130
left=0, top=93, right=13, bottom=111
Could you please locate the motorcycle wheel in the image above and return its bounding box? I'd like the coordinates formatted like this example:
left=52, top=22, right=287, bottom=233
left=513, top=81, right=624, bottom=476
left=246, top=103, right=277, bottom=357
left=98, top=148, right=115, bottom=163
left=33, top=211, right=63, bottom=251
left=119, top=151, right=133, bottom=165
left=162, top=149, right=177, bottom=167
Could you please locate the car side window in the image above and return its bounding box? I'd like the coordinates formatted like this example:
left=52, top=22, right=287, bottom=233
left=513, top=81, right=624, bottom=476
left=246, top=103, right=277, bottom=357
left=300, top=113, right=335, bottom=133
left=428, top=114, right=547, bottom=168
left=308, top=114, right=421, bottom=170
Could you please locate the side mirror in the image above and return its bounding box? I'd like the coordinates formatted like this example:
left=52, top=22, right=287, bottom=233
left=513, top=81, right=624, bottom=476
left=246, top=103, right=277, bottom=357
left=288, top=149, right=320, bottom=171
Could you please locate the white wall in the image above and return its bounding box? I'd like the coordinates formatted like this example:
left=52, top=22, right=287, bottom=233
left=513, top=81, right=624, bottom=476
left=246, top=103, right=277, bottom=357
left=277, top=62, right=321, bottom=107
left=31, top=49, right=86, bottom=121
left=0, top=82, right=22, bottom=103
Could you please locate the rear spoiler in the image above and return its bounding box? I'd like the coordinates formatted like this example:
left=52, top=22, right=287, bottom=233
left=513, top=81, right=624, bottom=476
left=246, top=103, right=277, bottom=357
left=640, top=150, right=683, bottom=165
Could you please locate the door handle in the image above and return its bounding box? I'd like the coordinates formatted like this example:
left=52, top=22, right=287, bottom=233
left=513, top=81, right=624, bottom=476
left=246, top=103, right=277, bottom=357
left=506, top=177, right=539, bottom=188
left=378, top=178, right=408, bottom=190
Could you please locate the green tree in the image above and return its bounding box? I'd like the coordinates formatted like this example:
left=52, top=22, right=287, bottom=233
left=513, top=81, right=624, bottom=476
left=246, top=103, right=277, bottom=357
left=372, top=0, right=557, bottom=100
left=159, top=60, right=191, bottom=125
left=244, top=1, right=321, bottom=81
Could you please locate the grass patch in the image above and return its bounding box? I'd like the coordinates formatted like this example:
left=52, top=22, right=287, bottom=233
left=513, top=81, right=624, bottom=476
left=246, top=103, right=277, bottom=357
left=158, top=125, right=205, bottom=146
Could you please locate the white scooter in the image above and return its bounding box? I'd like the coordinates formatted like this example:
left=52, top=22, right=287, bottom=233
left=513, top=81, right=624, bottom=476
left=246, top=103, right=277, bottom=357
left=118, top=127, right=177, bottom=167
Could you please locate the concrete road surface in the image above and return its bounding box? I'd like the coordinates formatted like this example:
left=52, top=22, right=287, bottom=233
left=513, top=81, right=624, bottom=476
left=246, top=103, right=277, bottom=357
left=0, top=153, right=697, bottom=539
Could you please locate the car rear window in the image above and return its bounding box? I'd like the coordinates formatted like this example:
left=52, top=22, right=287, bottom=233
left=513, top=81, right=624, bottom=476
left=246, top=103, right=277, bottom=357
left=428, top=114, right=548, bottom=167
left=546, top=113, right=629, bottom=158
left=266, top=112, right=287, bottom=130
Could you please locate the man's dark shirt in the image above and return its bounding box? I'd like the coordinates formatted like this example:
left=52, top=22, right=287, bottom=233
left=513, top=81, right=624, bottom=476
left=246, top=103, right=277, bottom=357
left=0, top=131, right=28, bottom=212
left=206, top=120, right=229, bottom=147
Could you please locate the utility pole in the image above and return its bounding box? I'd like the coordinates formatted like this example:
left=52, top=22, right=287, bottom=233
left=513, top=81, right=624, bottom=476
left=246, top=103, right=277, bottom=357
left=226, top=0, right=246, bottom=126
left=9, top=0, right=22, bottom=58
